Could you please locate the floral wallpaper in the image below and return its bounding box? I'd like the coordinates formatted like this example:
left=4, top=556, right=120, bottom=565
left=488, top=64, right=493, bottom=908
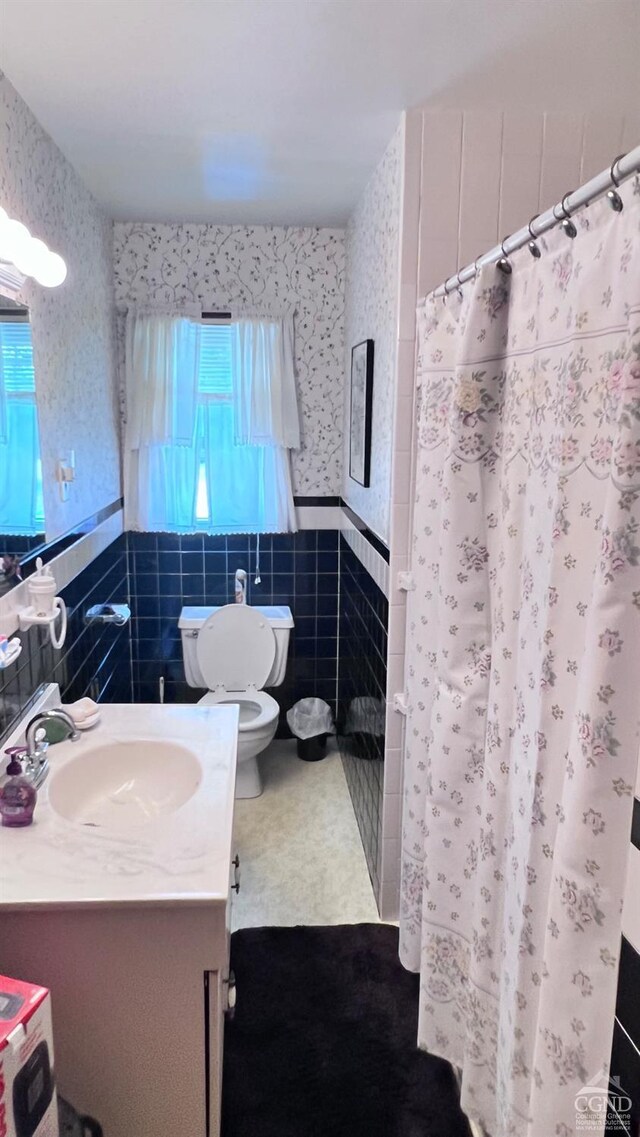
left=0, top=71, right=121, bottom=539
left=343, top=123, right=403, bottom=542
left=113, top=223, right=345, bottom=496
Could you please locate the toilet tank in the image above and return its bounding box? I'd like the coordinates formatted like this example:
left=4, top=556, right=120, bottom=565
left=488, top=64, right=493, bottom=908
left=178, top=605, right=294, bottom=689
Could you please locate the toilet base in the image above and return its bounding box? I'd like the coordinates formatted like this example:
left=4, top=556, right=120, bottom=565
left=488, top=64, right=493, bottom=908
left=236, top=755, right=263, bottom=799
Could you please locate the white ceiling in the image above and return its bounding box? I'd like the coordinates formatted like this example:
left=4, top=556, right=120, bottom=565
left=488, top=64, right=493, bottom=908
left=1, top=0, right=639, bottom=226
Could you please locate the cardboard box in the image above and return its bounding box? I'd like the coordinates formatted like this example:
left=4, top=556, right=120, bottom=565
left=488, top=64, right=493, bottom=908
left=0, top=975, right=58, bottom=1137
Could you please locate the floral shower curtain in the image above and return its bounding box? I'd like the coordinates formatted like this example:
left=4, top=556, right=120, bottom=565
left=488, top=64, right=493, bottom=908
left=400, top=179, right=640, bottom=1137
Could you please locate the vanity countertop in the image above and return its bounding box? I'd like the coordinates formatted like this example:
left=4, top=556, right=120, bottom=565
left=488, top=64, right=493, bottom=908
left=0, top=703, right=238, bottom=911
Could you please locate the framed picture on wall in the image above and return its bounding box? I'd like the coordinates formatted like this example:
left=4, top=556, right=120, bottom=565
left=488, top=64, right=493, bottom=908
left=349, top=339, right=374, bottom=487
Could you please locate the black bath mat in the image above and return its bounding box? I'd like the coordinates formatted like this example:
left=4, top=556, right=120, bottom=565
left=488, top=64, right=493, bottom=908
left=221, top=923, right=472, bottom=1137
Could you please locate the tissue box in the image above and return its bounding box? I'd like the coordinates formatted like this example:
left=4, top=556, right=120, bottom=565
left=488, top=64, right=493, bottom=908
left=0, top=975, right=58, bottom=1137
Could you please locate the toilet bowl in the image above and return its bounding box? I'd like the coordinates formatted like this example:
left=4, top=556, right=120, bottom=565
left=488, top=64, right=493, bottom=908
left=198, top=688, right=280, bottom=797
left=179, top=604, right=294, bottom=798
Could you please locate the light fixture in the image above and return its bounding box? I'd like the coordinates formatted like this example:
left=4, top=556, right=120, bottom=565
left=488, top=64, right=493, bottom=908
left=0, top=205, right=67, bottom=288
left=34, top=250, right=67, bottom=288
left=12, top=233, right=45, bottom=277
left=13, top=235, right=68, bottom=287
left=1, top=219, right=33, bottom=269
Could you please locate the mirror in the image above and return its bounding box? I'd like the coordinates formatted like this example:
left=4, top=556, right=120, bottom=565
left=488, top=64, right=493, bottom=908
left=0, top=294, right=45, bottom=595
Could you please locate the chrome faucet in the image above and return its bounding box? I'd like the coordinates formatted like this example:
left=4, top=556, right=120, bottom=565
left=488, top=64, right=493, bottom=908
left=23, top=708, right=80, bottom=788
left=234, top=568, right=247, bottom=604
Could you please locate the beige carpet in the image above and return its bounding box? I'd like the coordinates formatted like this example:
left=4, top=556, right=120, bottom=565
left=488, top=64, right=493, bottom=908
left=231, top=740, right=379, bottom=929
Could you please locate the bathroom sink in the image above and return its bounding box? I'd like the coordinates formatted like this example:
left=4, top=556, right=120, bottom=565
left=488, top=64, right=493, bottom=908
left=48, top=740, right=202, bottom=831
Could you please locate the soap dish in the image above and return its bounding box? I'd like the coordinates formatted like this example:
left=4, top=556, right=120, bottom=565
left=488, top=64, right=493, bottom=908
left=0, top=638, right=22, bottom=670
left=76, top=711, right=101, bottom=731
left=65, top=697, right=101, bottom=730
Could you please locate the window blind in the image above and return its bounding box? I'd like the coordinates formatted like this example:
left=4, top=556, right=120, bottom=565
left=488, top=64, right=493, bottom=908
left=198, top=322, right=232, bottom=396
left=0, top=318, right=43, bottom=534
left=0, top=321, right=35, bottom=393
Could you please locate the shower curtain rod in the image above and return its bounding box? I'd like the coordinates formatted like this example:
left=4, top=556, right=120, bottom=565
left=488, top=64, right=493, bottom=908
left=433, top=143, right=640, bottom=298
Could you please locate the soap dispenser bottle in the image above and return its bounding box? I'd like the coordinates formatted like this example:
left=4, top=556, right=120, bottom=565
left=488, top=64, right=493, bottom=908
left=0, top=747, right=37, bottom=827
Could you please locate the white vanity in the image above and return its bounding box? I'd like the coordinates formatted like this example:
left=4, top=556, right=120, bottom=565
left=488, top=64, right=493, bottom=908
left=0, top=685, right=238, bottom=1137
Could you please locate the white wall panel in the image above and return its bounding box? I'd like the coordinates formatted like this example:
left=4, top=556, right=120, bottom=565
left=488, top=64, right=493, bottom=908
left=458, top=110, right=503, bottom=268
left=417, top=110, right=463, bottom=297
left=538, top=111, right=585, bottom=213
left=580, top=111, right=625, bottom=183
left=498, top=110, right=544, bottom=239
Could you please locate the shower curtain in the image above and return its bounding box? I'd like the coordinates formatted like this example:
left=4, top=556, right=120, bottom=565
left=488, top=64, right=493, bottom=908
left=400, top=178, right=640, bottom=1137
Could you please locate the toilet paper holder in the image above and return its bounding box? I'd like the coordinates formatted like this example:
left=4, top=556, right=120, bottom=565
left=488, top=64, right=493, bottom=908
left=85, top=603, right=131, bottom=627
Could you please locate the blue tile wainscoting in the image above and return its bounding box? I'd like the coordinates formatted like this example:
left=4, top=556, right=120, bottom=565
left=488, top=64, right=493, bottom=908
left=1, top=534, right=47, bottom=558
left=126, top=529, right=339, bottom=731
left=0, top=535, right=131, bottom=741
left=337, top=534, right=389, bottom=897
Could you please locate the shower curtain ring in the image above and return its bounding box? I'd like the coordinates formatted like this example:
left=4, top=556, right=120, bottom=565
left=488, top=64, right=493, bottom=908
left=607, top=153, right=625, bottom=211
left=497, top=237, right=512, bottom=275
left=527, top=216, right=542, bottom=258
left=443, top=274, right=457, bottom=301
left=610, top=154, right=625, bottom=187
left=558, top=191, right=577, bottom=238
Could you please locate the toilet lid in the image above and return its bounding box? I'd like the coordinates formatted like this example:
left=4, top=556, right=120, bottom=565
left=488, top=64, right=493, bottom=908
left=196, top=604, right=276, bottom=691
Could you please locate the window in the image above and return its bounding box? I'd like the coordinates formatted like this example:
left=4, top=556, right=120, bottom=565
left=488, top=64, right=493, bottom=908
left=0, top=316, right=44, bottom=535
left=124, top=309, right=298, bottom=534
left=192, top=320, right=293, bottom=534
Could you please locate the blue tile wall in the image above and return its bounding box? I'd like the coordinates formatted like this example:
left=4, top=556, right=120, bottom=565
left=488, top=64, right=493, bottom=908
left=0, top=535, right=132, bottom=742
left=337, top=535, right=388, bottom=896
left=2, top=534, right=46, bottom=556
left=127, top=530, right=339, bottom=731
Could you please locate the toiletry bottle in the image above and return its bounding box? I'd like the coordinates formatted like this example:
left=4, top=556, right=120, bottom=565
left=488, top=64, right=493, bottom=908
left=0, top=747, right=37, bottom=827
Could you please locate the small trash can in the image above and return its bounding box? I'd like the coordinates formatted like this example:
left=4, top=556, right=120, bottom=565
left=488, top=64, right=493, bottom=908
left=296, top=733, right=328, bottom=761
left=286, top=697, right=335, bottom=762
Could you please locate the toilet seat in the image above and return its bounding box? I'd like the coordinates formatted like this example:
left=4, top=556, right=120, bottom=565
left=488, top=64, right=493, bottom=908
left=196, top=605, right=276, bottom=692
left=198, top=688, right=279, bottom=732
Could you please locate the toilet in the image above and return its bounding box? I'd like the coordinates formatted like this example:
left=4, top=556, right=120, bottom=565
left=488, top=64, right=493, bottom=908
left=178, top=604, right=294, bottom=798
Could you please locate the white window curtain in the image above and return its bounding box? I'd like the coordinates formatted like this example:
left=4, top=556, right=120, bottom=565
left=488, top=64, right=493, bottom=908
left=231, top=313, right=301, bottom=449
left=124, top=308, right=300, bottom=533
left=201, top=400, right=296, bottom=533
left=400, top=178, right=640, bottom=1137
left=124, top=307, right=202, bottom=531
